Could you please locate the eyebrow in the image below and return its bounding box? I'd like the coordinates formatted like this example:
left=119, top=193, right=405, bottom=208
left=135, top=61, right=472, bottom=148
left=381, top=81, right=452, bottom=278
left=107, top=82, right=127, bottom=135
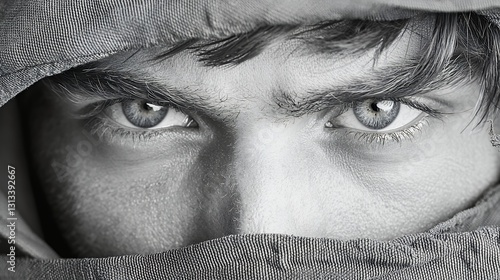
left=48, top=56, right=467, bottom=121
left=273, top=58, right=469, bottom=117
left=47, top=67, right=221, bottom=118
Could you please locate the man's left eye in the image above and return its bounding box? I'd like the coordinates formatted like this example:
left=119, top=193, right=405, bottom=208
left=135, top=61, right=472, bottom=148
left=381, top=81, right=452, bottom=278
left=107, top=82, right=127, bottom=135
left=330, top=99, right=424, bottom=132
left=103, top=99, right=198, bottom=129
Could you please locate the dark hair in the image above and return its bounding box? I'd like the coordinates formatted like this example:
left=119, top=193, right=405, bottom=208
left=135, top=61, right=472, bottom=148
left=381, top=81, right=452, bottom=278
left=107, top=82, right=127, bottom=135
left=455, top=13, right=500, bottom=124
left=155, top=19, right=408, bottom=67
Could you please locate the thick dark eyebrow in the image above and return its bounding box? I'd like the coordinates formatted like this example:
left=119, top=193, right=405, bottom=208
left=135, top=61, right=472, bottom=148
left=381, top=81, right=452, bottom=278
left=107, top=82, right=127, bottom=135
left=46, top=67, right=220, bottom=117
left=49, top=56, right=467, bottom=120
left=272, top=59, right=468, bottom=117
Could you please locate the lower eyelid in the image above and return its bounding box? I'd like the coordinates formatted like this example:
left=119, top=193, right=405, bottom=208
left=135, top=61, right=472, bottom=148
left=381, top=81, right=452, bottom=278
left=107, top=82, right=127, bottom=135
left=325, top=114, right=432, bottom=146
left=82, top=115, right=199, bottom=146
left=83, top=116, right=155, bottom=144
left=349, top=112, right=427, bottom=134
left=347, top=116, right=430, bottom=145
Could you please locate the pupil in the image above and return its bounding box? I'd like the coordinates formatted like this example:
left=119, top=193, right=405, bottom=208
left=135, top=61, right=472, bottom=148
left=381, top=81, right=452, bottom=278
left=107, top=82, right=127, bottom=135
left=142, top=102, right=151, bottom=111
left=370, top=102, right=380, bottom=112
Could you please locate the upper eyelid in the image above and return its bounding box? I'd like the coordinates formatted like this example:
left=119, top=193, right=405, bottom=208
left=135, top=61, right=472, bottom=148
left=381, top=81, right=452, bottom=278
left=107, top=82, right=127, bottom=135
left=75, top=96, right=441, bottom=123
left=74, top=99, right=123, bottom=119
left=381, top=97, right=444, bottom=118
left=341, top=97, right=443, bottom=117
left=49, top=65, right=457, bottom=121
left=76, top=98, right=189, bottom=120
left=47, top=70, right=215, bottom=115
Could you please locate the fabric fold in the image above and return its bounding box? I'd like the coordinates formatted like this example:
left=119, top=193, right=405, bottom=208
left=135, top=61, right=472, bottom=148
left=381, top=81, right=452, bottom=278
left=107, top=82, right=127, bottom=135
left=1, top=229, right=500, bottom=279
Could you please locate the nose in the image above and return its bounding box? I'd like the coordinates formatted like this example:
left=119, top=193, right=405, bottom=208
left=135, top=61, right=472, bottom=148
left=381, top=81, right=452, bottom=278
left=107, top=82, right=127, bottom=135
left=194, top=117, right=330, bottom=241
left=221, top=118, right=323, bottom=236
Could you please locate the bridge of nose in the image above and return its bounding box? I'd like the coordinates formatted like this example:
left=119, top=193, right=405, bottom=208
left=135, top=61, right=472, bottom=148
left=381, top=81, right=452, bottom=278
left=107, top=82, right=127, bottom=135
left=194, top=116, right=334, bottom=238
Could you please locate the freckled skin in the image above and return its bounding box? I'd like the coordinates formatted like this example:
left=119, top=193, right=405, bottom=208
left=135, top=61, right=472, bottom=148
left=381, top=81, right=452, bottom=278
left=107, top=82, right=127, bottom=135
left=25, top=29, right=500, bottom=257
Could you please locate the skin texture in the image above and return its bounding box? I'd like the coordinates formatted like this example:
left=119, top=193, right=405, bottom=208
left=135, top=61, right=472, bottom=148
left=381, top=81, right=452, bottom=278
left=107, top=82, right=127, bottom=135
left=26, top=24, right=500, bottom=257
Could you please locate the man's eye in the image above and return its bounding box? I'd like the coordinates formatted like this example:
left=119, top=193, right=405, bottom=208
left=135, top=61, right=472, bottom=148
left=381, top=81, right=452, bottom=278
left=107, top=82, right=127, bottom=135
left=103, top=99, right=198, bottom=129
left=329, top=99, right=424, bottom=132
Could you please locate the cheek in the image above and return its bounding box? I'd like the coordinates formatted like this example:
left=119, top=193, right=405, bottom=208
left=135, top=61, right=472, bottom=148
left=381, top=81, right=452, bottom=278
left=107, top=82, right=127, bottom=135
left=28, top=105, right=209, bottom=256
left=33, top=145, right=207, bottom=256
left=282, top=116, right=500, bottom=239
left=337, top=123, right=500, bottom=235
left=29, top=103, right=242, bottom=257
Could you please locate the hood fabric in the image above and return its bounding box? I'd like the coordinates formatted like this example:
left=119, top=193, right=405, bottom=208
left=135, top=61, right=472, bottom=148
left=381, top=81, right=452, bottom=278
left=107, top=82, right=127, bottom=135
left=1, top=0, right=500, bottom=279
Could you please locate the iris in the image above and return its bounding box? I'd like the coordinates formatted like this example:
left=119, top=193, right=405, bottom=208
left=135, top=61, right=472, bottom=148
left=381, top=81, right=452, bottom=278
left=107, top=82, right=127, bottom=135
left=122, top=99, right=169, bottom=128
left=353, top=100, right=400, bottom=129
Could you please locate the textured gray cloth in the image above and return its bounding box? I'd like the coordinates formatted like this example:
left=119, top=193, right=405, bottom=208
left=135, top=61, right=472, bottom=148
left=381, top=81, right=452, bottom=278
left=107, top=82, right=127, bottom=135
left=2, top=229, right=500, bottom=279
left=1, top=184, right=500, bottom=279
left=1, top=0, right=500, bottom=279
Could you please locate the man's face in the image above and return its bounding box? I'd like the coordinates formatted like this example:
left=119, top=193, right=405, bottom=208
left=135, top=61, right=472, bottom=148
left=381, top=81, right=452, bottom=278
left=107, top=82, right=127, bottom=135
left=27, top=21, right=500, bottom=257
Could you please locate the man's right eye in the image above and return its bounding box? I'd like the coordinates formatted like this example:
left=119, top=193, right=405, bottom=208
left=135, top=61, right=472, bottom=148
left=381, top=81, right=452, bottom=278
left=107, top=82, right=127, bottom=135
left=103, top=99, right=198, bottom=129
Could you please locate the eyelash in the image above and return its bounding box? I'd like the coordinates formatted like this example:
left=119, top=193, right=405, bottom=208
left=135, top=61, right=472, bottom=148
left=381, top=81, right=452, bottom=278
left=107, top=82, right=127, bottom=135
left=345, top=116, right=430, bottom=145
left=331, top=98, right=441, bottom=145
left=81, top=100, right=193, bottom=144
left=82, top=97, right=440, bottom=145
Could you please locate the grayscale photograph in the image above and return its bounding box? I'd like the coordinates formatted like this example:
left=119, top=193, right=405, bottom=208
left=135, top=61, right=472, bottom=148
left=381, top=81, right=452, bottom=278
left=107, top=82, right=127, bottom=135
left=1, top=0, right=500, bottom=278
